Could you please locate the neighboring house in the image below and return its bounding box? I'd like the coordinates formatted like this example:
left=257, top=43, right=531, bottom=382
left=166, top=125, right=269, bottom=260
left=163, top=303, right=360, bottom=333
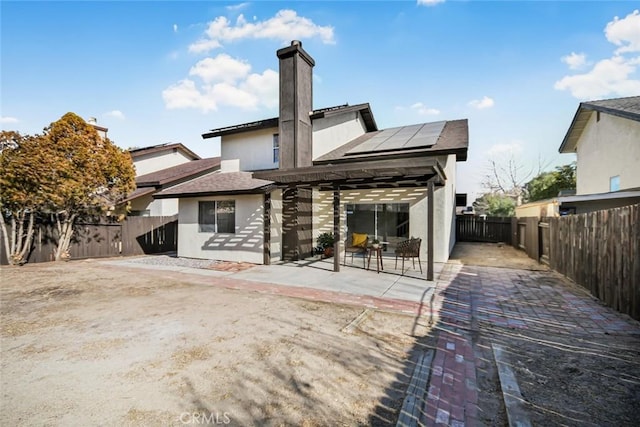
left=517, top=96, right=640, bottom=217
left=126, top=157, right=221, bottom=216
left=129, top=143, right=201, bottom=176
left=556, top=96, right=640, bottom=214
left=126, top=143, right=220, bottom=216
left=87, top=117, right=108, bottom=140
left=155, top=41, right=469, bottom=279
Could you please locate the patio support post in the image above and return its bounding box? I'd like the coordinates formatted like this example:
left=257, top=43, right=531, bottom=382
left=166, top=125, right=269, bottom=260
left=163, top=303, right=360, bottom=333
left=263, top=192, right=271, bottom=265
left=333, top=185, right=340, bottom=272
left=427, top=180, right=434, bottom=281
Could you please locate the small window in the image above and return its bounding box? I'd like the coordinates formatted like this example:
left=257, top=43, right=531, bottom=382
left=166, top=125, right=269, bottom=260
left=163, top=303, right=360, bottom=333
left=198, top=200, right=235, bottom=233
left=273, top=134, right=279, bottom=164
left=610, top=176, right=620, bottom=192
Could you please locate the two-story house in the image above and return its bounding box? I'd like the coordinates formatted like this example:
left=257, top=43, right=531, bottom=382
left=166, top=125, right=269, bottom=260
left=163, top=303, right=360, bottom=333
left=155, top=41, right=469, bottom=279
left=126, top=143, right=221, bottom=216
left=557, top=96, right=640, bottom=214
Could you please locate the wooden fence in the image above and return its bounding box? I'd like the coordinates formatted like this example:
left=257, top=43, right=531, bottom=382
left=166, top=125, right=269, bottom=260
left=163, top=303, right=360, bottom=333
left=516, top=204, right=640, bottom=320
left=456, top=215, right=514, bottom=244
left=0, top=215, right=177, bottom=265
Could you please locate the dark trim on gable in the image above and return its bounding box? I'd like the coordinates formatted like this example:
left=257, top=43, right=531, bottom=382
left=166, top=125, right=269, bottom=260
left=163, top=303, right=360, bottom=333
left=154, top=186, right=275, bottom=199
left=202, top=103, right=379, bottom=139
left=559, top=96, right=640, bottom=153
left=202, top=118, right=279, bottom=139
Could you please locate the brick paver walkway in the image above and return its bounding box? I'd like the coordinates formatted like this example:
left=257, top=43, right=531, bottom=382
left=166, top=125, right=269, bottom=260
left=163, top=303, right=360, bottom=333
left=411, top=262, right=640, bottom=427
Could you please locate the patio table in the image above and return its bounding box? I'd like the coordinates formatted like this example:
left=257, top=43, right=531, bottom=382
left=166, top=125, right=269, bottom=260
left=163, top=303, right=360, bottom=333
left=367, top=246, right=384, bottom=273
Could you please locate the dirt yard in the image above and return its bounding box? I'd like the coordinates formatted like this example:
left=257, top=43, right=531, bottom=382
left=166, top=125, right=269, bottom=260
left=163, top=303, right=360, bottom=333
left=0, top=260, right=429, bottom=426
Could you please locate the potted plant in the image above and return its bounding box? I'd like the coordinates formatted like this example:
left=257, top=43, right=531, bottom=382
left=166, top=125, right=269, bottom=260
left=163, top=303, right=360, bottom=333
left=316, top=232, right=335, bottom=257
left=371, top=238, right=380, bottom=249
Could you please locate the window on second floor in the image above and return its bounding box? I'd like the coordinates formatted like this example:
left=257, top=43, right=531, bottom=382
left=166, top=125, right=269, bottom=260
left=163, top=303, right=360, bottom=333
left=273, top=134, right=279, bottom=164
left=610, top=175, right=620, bottom=192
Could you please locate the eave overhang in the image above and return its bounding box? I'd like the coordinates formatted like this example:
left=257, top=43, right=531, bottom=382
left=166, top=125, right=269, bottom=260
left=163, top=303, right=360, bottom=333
left=253, top=157, right=445, bottom=191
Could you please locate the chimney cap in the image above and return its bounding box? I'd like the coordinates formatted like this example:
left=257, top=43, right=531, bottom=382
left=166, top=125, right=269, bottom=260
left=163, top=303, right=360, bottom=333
left=277, top=40, right=315, bottom=67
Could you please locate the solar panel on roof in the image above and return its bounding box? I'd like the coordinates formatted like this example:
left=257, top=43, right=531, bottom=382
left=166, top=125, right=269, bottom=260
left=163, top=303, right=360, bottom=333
left=346, top=121, right=445, bottom=155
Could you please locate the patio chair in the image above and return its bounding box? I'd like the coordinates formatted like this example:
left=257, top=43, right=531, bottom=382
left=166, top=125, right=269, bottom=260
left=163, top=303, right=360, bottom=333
left=395, top=238, right=423, bottom=274
left=344, top=232, right=368, bottom=268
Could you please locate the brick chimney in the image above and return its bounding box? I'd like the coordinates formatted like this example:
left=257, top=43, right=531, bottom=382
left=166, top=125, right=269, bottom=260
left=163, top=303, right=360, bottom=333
left=276, top=40, right=314, bottom=169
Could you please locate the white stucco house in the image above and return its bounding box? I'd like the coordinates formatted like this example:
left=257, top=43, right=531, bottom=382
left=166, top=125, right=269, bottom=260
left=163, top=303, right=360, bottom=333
left=155, top=41, right=469, bottom=279
left=556, top=96, right=640, bottom=214
left=126, top=143, right=220, bottom=216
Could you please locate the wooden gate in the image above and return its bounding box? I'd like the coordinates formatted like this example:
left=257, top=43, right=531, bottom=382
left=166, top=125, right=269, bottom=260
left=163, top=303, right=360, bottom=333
left=456, top=215, right=513, bottom=243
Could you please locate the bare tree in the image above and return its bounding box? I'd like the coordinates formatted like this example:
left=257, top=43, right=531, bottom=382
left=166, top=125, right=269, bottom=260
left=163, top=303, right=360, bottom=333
left=481, top=152, right=549, bottom=206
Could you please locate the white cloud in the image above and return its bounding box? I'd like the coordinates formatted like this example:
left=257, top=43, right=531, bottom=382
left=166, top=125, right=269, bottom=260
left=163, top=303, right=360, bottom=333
left=410, top=102, right=440, bottom=115
left=605, top=9, right=640, bottom=54
left=555, top=55, right=640, bottom=99
left=163, top=55, right=278, bottom=112
left=468, top=96, right=495, bottom=110
left=189, top=39, right=223, bottom=54
left=556, top=10, right=640, bottom=99
left=487, top=141, right=524, bottom=157
left=189, top=54, right=251, bottom=84
left=0, top=116, right=19, bottom=124
left=104, top=110, right=125, bottom=120
left=189, top=9, right=335, bottom=53
left=173, top=24, right=178, bottom=33
left=241, top=69, right=279, bottom=109
left=163, top=79, right=218, bottom=112
left=417, top=0, right=445, bottom=6
left=226, top=3, right=249, bottom=12
left=561, top=52, right=588, bottom=70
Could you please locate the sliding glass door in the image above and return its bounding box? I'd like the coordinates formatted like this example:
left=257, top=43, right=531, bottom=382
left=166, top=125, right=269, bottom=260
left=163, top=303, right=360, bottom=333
left=345, top=203, right=409, bottom=253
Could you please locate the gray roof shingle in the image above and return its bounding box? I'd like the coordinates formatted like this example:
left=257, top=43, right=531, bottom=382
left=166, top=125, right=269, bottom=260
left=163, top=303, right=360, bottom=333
left=154, top=171, right=274, bottom=199
left=135, top=157, right=221, bottom=187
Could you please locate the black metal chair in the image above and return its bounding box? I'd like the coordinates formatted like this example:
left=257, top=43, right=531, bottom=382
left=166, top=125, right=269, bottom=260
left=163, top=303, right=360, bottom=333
left=394, top=238, right=423, bottom=274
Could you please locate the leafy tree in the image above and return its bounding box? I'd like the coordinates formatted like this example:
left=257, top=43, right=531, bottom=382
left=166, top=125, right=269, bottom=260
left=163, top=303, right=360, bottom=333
left=524, top=163, right=576, bottom=202
left=41, top=113, right=136, bottom=260
left=1, top=113, right=135, bottom=263
left=0, top=131, right=48, bottom=264
left=473, top=193, right=516, bottom=217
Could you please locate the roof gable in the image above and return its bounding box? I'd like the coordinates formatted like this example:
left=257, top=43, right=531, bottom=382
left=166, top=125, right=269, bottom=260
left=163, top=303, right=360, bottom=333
left=129, top=143, right=201, bottom=161
left=201, top=103, right=377, bottom=139
left=559, top=96, right=640, bottom=153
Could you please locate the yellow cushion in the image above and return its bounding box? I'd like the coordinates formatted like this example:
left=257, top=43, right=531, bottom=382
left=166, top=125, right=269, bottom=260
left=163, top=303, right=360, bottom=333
left=351, top=233, right=368, bottom=247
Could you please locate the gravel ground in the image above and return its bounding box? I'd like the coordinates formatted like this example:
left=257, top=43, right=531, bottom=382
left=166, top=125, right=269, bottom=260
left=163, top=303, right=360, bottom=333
left=123, top=254, right=221, bottom=269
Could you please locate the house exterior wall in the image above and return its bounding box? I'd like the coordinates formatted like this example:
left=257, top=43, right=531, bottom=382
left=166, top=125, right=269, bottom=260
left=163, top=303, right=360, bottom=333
left=312, top=111, right=367, bottom=160
left=221, top=128, right=279, bottom=172
left=130, top=194, right=179, bottom=216
left=219, top=111, right=367, bottom=172
left=177, top=194, right=265, bottom=264
left=575, top=113, right=640, bottom=195
left=436, top=154, right=458, bottom=257
left=314, top=186, right=452, bottom=263
left=133, top=150, right=194, bottom=176
left=515, top=199, right=560, bottom=218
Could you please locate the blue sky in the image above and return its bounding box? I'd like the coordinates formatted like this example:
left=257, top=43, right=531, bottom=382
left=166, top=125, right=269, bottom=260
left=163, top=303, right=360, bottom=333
left=2, top=1, right=639, bottom=202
